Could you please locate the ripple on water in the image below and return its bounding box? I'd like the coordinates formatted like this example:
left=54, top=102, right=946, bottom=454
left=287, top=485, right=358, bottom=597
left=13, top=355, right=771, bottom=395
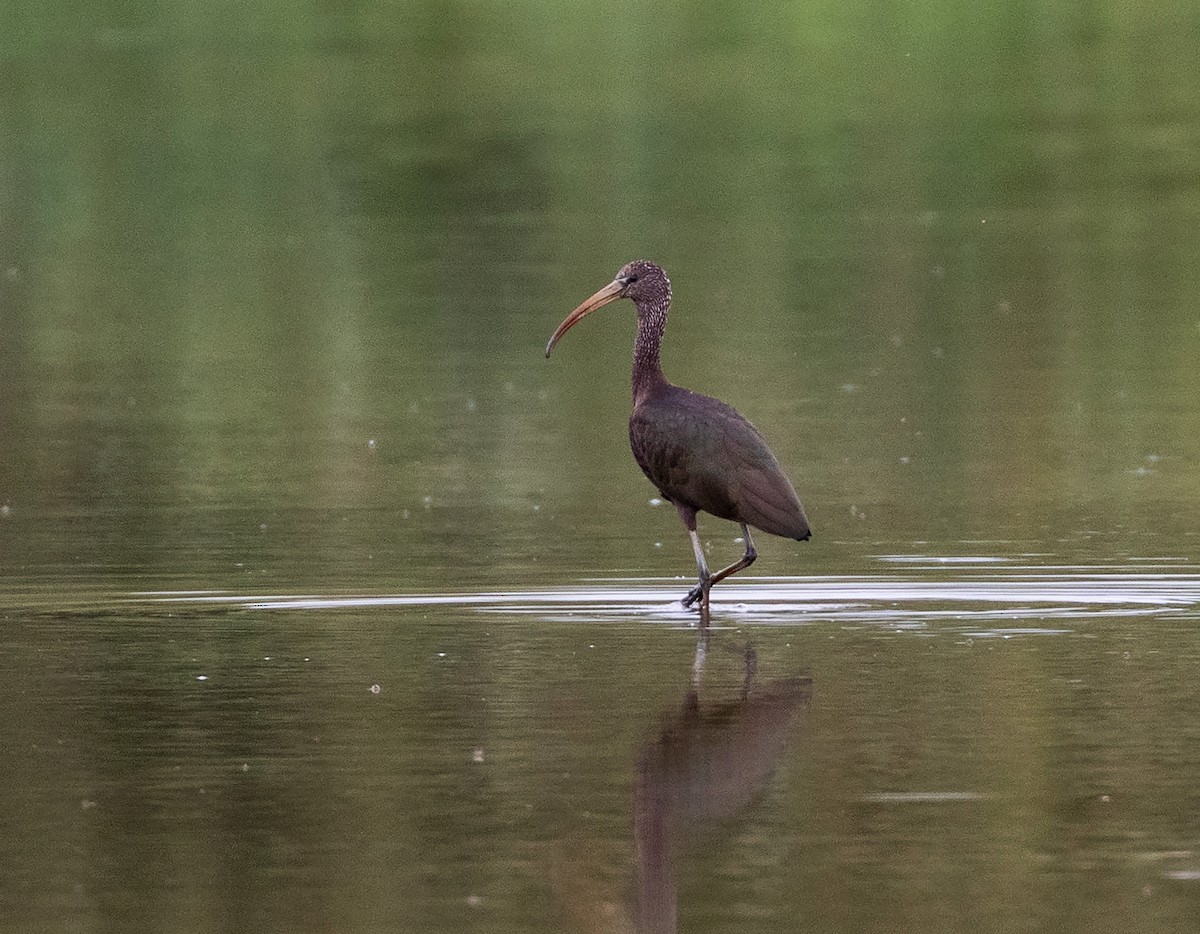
left=125, top=564, right=1200, bottom=632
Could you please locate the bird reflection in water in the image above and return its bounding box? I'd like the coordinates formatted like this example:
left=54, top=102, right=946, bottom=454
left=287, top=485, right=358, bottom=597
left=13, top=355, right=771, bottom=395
left=554, top=633, right=811, bottom=933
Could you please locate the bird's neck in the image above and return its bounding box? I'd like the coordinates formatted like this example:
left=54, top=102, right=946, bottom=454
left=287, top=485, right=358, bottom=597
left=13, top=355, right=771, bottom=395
left=632, top=300, right=670, bottom=406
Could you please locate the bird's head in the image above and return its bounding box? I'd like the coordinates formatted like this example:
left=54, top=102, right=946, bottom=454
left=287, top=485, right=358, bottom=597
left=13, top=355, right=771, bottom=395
left=545, top=260, right=671, bottom=358
left=615, top=260, right=671, bottom=306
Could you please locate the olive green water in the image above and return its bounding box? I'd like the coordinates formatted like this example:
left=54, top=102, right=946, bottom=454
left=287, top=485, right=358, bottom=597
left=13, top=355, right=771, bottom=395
left=3, top=2, right=1200, bottom=932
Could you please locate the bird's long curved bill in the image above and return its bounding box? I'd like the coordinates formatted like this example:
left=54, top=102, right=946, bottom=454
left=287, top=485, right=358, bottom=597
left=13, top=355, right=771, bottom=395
left=544, top=280, right=624, bottom=357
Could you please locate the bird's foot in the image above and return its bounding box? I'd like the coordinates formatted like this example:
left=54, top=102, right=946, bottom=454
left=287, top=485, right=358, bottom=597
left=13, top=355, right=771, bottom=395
left=681, top=583, right=705, bottom=609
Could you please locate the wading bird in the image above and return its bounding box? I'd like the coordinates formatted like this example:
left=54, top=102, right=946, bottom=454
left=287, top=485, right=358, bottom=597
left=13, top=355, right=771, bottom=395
left=545, top=261, right=811, bottom=614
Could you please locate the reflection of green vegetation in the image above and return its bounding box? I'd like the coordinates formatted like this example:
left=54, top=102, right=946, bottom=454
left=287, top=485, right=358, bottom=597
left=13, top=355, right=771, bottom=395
left=1, top=0, right=1198, bottom=579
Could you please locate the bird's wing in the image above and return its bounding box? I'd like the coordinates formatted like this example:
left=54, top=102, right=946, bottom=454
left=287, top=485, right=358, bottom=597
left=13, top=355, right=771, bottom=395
left=630, top=391, right=809, bottom=540
left=721, top=423, right=810, bottom=539
left=708, top=404, right=809, bottom=537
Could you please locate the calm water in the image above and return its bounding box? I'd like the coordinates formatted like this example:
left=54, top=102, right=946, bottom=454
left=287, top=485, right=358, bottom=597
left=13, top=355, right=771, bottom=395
left=3, top=1, right=1200, bottom=931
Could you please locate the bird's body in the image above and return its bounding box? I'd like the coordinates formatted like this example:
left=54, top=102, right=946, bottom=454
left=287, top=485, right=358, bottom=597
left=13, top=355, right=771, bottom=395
left=546, top=260, right=810, bottom=615
left=629, top=384, right=809, bottom=541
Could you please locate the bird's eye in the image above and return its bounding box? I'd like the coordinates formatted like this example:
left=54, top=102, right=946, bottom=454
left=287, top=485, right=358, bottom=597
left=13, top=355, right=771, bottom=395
left=626, top=274, right=639, bottom=283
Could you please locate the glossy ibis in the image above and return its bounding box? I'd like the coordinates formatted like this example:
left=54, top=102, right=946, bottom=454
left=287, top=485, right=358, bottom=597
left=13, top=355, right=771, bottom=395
left=545, top=260, right=810, bottom=614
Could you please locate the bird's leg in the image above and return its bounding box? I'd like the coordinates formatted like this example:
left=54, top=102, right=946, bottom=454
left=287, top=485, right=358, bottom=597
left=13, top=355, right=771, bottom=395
left=683, top=524, right=758, bottom=608
left=682, top=528, right=712, bottom=612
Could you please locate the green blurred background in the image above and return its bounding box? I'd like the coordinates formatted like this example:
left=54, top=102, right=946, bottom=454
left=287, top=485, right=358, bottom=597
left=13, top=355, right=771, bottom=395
left=3, top=0, right=1198, bottom=594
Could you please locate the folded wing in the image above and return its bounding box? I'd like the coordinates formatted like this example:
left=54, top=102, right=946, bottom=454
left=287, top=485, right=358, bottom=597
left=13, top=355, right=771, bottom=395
left=630, top=387, right=810, bottom=541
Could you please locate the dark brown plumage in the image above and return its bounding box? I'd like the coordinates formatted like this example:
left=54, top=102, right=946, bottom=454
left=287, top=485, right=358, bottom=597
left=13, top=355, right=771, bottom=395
left=546, top=260, right=810, bottom=613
